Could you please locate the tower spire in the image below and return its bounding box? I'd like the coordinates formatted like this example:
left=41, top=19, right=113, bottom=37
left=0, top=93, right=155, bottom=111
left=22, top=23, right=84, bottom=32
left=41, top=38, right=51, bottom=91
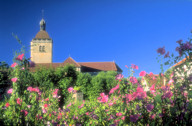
left=40, top=10, right=46, bottom=31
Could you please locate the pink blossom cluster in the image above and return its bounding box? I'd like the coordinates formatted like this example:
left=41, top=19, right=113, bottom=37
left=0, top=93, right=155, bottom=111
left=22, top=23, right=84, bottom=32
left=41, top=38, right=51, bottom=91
left=98, top=93, right=108, bottom=103
left=129, top=76, right=138, bottom=84
left=109, top=84, right=119, bottom=95
left=21, top=110, right=28, bottom=116
left=27, top=87, right=40, bottom=93
left=53, top=89, right=59, bottom=98
left=68, top=87, right=74, bottom=93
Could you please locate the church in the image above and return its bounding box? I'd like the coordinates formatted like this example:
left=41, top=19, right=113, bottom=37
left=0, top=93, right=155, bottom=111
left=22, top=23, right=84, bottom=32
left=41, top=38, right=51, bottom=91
left=29, top=18, right=122, bottom=74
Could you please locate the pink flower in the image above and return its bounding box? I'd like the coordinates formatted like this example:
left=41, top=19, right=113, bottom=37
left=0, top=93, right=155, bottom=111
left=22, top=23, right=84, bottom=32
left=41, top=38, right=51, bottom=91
left=27, top=86, right=33, bottom=92
left=5, top=102, right=10, bottom=107
left=44, top=104, right=48, bottom=108
left=116, top=112, right=122, bottom=116
left=11, top=63, right=17, bottom=68
left=100, top=93, right=105, bottom=97
left=114, top=84, right=119, bottom=90
left=146, top=104, right=154, bottom=112
left=139, top=71, right=146, bottom=77
left=16, top=98, right=22, bottom=105
left=16, top=54, right=24, bottom=61
left=53, top=89, right=59, bottom=98
left=68, top=87, right=73, bottom=93
left=116, top=74, right=124, bottom=80
left=149, top=72, right=153, bottom=76
left=130, top=114, right=140, bottom=123
left=109, top=102, right=113, bottom=106
left=109, top=88, right=114, bottom=95
left=109, top=84, right=119, bottom=95
left=168, top=79, right=174, bottom=85
left=125, top=65, right=129, bottom=68
left=157, top=47, right=165, bottom=55
left=150, top=114, right=156, bottom=119
left=11, top=78, right=18, bottom=83
left=86, top=112, right=89, bottom=115
left=7, top=88, right=13, bottom=94
left=129, top=77, right=138, bottom=84
left=67, top=103, right=71, bottom=107
left=100, top=95, right=108, bottom=103
left=21, top=110, right=28, bottom=116
left=126, top=94, right=133, bottom=102
left=131, top=64, right=138, bottom=70
left=150, top=84, right=156, bottom=96
left=27, top=105, right=31, bottom=108
left=121, top=116, right=125, bottom=120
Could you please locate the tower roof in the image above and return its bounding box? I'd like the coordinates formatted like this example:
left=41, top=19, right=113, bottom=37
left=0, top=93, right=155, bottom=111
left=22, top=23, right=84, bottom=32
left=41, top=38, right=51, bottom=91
left=35, top=30, right=50, bottom=39
left=34, top=18, right=50, bottom=39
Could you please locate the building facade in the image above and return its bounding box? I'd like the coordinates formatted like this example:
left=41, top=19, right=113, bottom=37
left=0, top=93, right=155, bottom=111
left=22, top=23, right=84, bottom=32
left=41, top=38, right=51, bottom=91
left=30, top=19, right=122, bottom=74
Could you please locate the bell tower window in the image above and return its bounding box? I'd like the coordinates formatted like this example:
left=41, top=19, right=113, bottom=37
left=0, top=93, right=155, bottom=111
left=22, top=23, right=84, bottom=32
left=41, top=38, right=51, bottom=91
left=39, top=46, right=45, bottom=52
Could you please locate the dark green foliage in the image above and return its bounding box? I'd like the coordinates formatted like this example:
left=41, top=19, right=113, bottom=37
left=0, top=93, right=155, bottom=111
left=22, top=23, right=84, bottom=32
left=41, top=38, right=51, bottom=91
left=76, top=73, right=92, bottom=100
left=32, top=67, right=56, bottom=90
left=89, top=71, right=118, bottom=99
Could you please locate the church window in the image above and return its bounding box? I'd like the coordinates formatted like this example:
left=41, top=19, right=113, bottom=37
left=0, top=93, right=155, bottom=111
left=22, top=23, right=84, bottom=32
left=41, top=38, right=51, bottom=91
left=39, top=46, right=45, bottom=52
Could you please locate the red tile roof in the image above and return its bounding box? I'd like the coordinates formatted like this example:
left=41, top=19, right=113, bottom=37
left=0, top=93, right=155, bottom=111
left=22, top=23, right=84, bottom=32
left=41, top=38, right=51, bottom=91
left=29, top=57, right=122, bottom=73
left=172, top=56, right=189, bottom=67
left=63, top=57, right=81, bottom=67
left=78, top=62, right=121, bottom=72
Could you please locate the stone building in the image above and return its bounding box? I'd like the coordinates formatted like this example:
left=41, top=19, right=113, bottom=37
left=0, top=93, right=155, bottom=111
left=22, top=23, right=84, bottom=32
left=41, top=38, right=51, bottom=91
left=30, top=18, right=122, bottom=74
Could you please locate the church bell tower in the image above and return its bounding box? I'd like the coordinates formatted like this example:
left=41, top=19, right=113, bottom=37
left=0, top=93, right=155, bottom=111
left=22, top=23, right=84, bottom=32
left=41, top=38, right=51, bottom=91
left=30, top=18, right=53, bottom=63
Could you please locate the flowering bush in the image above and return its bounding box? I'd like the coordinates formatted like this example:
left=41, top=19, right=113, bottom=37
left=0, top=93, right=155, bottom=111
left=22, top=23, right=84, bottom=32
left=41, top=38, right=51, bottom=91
left=1, top=34, right=192, bottom=125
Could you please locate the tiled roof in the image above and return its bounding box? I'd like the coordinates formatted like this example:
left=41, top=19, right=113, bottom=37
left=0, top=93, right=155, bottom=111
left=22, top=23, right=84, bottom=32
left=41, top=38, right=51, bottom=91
left=78, top=62, right=122, bottom=72
left=35, top=30, right=50, bottom=39
left=63, top=57, right=81, bottom=67
left=172, top=56, right=189, bottom=67
left=29, top=57, right=122, bottom=73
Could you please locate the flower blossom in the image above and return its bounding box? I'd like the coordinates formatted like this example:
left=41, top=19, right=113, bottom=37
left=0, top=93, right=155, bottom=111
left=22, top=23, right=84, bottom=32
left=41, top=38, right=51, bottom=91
left=11, top=78, right=18, bottom=83
left=109, top=84, right=119, bottom=95
left=16, top=54, right=24, bottom=61
left=130, top=114, right=140, bottom=123
left=129, top=77, right=138, bottom=84
left=149, top=84, right=156, bottom=96
left=7, top=88, right=13, bottom=94
left=16, top=98, right=22, bottom=105
left=139, top=71, right=146, bottom=77
left=116, top=112, right=122, bottom=116
left=146, top=104, right=154, bottom=112
left=98, top=93, right=108, bottom=103
left=157, top=47, right=165, bottom=55
left=131, top=64, right=138, bottom=70
left=21, top=110, right=28, bottom=116
left=116, top=74, right=124, bottom=80
left=68, top=87, right=74, bottom=93
left=11, top=63, right=17, bottom=68
left=5, top=102, right=10, bottom=107
left=132, top=86, right=147, bottom=100
left=53, top=89, right=59, bottom=98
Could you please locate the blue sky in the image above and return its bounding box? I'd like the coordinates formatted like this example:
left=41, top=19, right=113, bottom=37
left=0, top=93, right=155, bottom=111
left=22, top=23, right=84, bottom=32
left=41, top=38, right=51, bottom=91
left=1, top=0, right=192, bottom=77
